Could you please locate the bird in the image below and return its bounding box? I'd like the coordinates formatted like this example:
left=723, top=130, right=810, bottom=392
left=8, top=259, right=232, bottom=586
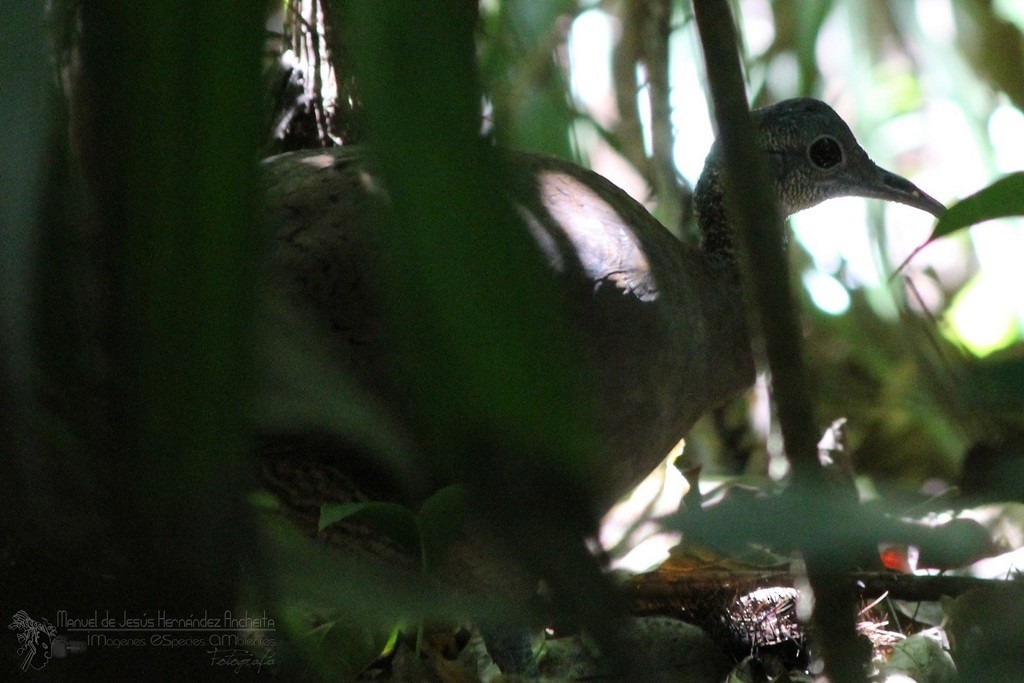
left=261, top=98, right=944, bottom=512
left=258, top=98, right=945, bottom=672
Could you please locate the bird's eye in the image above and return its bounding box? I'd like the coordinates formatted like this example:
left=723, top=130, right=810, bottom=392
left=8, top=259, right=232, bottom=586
left=808, top=135, right=843, bottom=169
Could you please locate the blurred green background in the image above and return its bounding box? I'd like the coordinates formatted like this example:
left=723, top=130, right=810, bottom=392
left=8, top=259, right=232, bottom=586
left=3, top=0, right=1024, bottom=679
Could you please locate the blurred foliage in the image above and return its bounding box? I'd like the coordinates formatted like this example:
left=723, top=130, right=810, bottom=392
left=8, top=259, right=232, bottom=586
left=0, top=1, right=49, bottom=530
left=480, top=0, right=580, bottom=159
left=932, top=171, right=1024, bottom=241
left=4, top=0, right=1024, bottom=679
left=3, top=0, right=265, bottom=677
left=802, top=284, right=968, bottom=486
left=318, top=485, right=469, bottom=574
left=263, top=0, right=1024, bottom=675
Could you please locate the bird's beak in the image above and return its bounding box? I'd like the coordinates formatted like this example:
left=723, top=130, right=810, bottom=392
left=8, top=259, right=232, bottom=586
left=856, top=163, right=946, bottom=218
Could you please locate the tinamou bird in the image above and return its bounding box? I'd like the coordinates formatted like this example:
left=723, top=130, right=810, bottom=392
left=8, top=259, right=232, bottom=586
left=258, top=98, right=944, bottom=668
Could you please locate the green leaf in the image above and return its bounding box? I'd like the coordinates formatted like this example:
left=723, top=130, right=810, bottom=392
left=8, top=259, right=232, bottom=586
left=306, top=619, right=393, bottom=681
left=261, top=512, right=466, bottom=621
left=276, top=603, right=394, bottom=681
left=930, top=172, right=1024, bottom=241
left=318, top=501, right=420, bottom=557
left=893, top=173, right=1024, bottom=277
left=416, top=485, right=469, bottom=572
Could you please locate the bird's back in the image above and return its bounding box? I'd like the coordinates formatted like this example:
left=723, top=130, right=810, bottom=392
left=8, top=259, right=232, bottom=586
left=262, top=146, right=755, bottom=509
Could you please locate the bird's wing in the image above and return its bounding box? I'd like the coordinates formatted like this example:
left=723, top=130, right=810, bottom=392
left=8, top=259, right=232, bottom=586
left=512, top=157, right=659, bottom=303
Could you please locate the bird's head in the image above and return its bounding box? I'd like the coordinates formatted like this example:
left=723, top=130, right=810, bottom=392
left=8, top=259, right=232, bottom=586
left=694, top=98, right=945, bottom=264
left=752, top=98, right=945, bottom=218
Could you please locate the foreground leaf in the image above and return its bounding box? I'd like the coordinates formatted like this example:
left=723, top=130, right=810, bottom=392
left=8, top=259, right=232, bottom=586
left=318, top=502, right=420, bottom=557
left=932, top=172, right=1024, bottom=239
left=894, top=173, right=1024, bottom=275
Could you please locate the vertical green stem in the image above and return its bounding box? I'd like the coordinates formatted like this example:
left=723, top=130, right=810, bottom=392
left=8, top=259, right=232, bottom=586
left=78, top=1, right=262, bottom=672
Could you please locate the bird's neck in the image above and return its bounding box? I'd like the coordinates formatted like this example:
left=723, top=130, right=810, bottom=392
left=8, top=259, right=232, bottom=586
left=693, top=167, right=741, bottom=276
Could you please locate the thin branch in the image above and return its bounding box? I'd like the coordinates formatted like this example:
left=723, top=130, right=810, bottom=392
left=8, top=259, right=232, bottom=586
left=645, top=0, right=687, bottom=237
left=689, top=0, right=864, bottom=680
left=612, top=1, right=653, bottom=184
